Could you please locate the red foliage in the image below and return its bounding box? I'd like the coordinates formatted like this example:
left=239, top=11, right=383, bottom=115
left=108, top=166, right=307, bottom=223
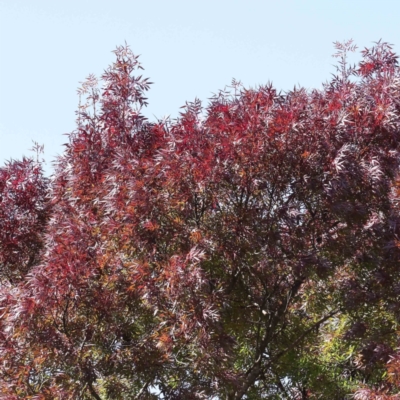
left=0, top=153, right=49, bottom=283
left=1, top=40, right=400, bottom=399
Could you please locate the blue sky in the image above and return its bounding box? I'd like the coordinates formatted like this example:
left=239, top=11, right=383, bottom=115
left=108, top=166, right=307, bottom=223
left=1, top=0, right=399, bottom=173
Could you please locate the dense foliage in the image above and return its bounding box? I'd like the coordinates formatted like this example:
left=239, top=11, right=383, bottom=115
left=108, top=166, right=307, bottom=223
left=2, top=41, right=400, bottom=399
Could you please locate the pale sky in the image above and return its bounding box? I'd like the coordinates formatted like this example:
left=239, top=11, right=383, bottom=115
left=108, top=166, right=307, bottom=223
left=1, top=0, right=399, bottom=174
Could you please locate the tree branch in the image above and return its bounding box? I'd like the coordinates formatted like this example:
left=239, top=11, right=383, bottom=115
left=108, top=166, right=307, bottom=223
left=87, top=380, right=102, bottom=400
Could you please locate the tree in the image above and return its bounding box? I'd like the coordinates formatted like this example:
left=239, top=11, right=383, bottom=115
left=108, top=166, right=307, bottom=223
left=1, top=40, right=400, bottom=399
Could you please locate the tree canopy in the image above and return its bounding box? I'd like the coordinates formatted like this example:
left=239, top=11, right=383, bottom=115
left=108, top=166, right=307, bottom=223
left=1, top=40, right=400, bottom=399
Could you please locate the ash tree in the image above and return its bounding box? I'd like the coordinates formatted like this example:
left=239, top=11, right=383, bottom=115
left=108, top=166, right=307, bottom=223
left=1, top=40, right=400, bottom=399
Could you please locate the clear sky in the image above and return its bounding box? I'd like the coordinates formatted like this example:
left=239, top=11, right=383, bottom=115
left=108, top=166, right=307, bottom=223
left=1, top=0, right=399, bottom=174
